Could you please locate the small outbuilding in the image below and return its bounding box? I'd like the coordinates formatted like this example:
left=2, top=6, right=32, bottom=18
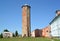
left=3, top=32, right=13, bottom=38
left=31, top=29, right=42, bottom=37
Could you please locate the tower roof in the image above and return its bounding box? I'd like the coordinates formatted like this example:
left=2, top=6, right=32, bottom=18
left=22, top=4, right=31, bottom=8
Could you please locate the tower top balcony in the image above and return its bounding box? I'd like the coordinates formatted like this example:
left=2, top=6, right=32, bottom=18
left=22, top=4, right=31, bottom=8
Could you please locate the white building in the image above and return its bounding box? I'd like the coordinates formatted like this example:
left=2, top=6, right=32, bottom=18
left=31, top=31, right=35, bottom=37
left=50, top=10, right=60, bottom=38
left=3, top=32, right=13, bottom=38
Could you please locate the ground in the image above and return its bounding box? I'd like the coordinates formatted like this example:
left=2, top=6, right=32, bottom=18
left=0, top=37, right=60, bottom=41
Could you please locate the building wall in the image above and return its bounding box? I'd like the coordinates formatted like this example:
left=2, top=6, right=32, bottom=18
left=40, top=30, right=42, bottom=37
left=31, top=29, right=42, bottom=37
left=3, top=32, right=13, bottom=38
left=22, top=5, right=31, bottom=37
left=35, top=29, right=40, bottom=37
left=42, top=26, right=51, bottom=37
left=50, top=16, right=60, bottom=37
left=31, top=31, right=35, bottom=37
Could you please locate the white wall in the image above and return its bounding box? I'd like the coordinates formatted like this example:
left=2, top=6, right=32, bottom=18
left=50, top=16, right=60, bottom=37
left=31, top=31, right=35, bottom=37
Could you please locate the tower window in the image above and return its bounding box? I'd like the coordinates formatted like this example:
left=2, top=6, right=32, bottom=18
left=46, top=30, right=48, bottom=32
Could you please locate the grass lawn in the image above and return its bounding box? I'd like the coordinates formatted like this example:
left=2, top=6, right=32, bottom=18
left=0, top=37, right=60, bottom=41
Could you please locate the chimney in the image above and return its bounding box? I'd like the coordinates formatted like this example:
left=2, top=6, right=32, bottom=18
left=56, top=10, right=60, bottom=16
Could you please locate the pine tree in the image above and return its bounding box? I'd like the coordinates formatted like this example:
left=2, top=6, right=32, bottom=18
left=0, top=33, right=3, bottom=38
left=15, top=31, right=18, bottom=37
left=13, top=33, right=15, bottom=37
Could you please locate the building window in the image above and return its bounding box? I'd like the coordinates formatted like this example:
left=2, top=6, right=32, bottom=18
left=46, top=30, right=48, bottom=32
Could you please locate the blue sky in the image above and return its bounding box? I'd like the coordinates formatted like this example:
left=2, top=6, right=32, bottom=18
left=0, top=0, right=60, bottom=34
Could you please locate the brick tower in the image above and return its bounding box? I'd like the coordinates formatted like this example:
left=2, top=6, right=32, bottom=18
left=22, top=4, right=31, bottom=37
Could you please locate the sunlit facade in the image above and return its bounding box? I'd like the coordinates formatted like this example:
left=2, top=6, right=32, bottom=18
left=50, top=15, right=60, bottom=37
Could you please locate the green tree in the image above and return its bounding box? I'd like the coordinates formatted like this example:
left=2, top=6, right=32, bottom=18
left=4, top=29, right=9, bottom=32
left=0, top=33, right=3, bottom=38
left=13, top=33, right=15, bottom=37
left=15, top=31, right=18, bottom=37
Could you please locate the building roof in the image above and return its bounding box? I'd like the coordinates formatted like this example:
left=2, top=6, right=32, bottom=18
left=22, top=4, right=31, bottom=8
left=31, top=29, right=42, bottom=32
left=49, top=15, right=60, bottom=24
left=42, top=25, right=50, bottom=30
